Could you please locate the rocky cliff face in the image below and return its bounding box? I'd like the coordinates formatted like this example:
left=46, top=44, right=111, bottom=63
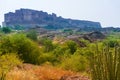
left=3, top=8, right=102, bottom=29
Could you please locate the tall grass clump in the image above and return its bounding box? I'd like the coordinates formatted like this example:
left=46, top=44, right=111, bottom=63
left=89, top=43, right=120, bottom=80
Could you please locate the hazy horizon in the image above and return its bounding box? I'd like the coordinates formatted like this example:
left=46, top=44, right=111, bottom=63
left=0, top=0, right=120, bottom=27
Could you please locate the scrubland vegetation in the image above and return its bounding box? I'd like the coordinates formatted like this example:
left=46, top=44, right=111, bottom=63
left=0, top=27, right=120, bottom=80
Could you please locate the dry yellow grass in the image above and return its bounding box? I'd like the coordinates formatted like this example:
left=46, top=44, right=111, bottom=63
left=7, top=70, right=37, bottom=80
left=34, top=65, right=75, bottom=80
left=6, top=64, right=38, bottom=80
left=6, top=64, right=90, bottom=80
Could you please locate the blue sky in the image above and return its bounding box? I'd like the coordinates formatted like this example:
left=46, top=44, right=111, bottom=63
left=0, top=0, right=120, bottom=27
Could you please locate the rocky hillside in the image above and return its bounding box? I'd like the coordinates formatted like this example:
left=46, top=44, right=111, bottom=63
left=3, top=8, right=101, bottom=30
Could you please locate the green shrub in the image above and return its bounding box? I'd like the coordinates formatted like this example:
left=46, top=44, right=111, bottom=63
left=38, top=52, right=58, bottom=65
left=79, top=38, right=90, bottom=47
left=2, top=27, right=11, bottom=34
left=39, top=38, right=55, bottom=52
left=26, top=30, right=37, bottom=41
left=53, top=46, right=68, bottom=57
left=0, top=34, right=41, bottom=64
left=103, top=39, right=119, bottom=48
left=61, top=53, right=87, bottom=72
left=0, top=53, right=22, bottom=80
left=61, top=40, right=77, bottom=54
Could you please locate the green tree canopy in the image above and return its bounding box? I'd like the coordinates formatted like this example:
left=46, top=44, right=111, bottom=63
left=2, top=27, right=11, bottom=33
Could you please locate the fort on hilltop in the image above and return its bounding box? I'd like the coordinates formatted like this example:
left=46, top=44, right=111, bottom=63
left=3, top=8, right=102, bottom=29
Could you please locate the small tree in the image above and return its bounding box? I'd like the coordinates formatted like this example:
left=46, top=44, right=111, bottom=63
left=26, top=30, right=37, bottom=41
left=66, top=40, right=77, bottom=54
left=2, top=27, right=11, bottom=33
left=39, top=38, right=55, bottom=52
